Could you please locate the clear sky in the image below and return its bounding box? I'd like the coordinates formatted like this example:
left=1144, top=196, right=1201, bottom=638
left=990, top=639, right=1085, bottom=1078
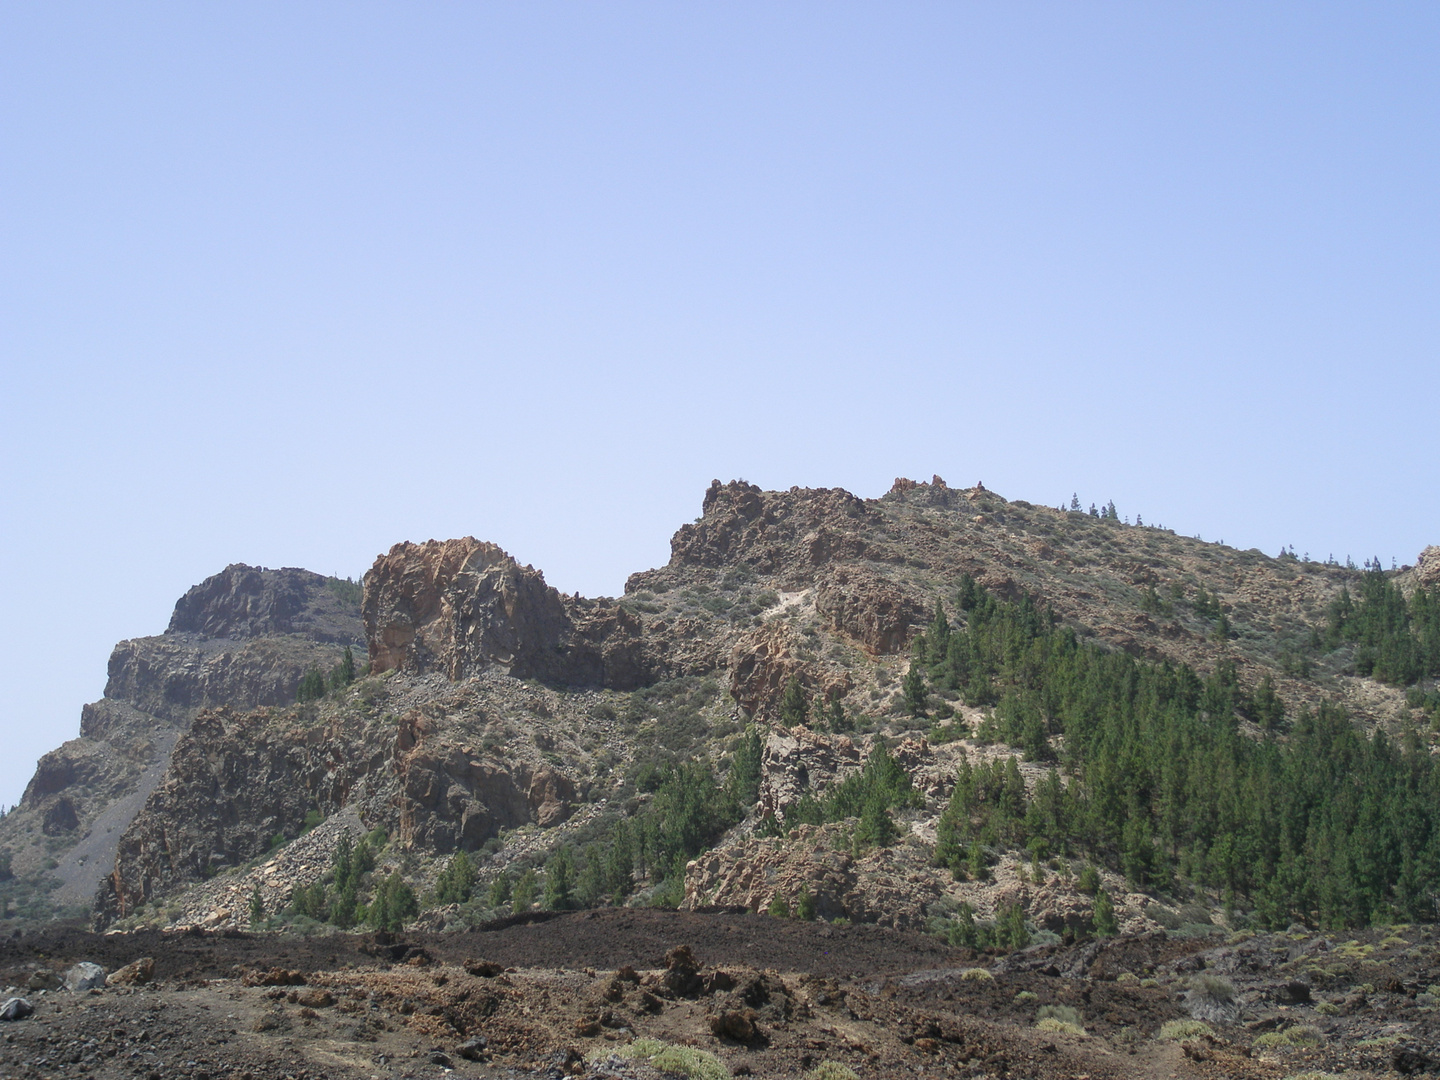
left=2, top=3, right=1437, bottom=806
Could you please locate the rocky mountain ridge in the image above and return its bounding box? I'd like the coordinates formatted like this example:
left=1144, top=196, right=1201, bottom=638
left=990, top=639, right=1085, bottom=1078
left=1, top=477, right=1434, bottom=944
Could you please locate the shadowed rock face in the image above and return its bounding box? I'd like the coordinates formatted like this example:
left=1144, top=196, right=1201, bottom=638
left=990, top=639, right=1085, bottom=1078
left=168, top=564, right=361, bottom=643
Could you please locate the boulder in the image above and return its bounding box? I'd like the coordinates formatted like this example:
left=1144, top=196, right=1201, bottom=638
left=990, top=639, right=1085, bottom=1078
left=0, top=998, right=33, bottom=1021
left=25, top=970, right=60, bottom=992
left=63, top=962, right=106, bottom=992
left=106, top=957, right=155, bottom=986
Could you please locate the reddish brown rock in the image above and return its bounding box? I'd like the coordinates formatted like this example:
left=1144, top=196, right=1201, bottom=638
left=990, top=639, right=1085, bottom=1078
left=363, top=537, right=648, bottom=689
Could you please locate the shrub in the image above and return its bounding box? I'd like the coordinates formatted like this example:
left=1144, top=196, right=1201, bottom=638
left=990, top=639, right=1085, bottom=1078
left=1158, top=1019, right=1213, bottom=1040
left=1037, top=1016, right=1086, bottom=1036
left=1190, top=973, right=1234, bottom=1003
left=1254, top=1025, right=1322, bottom=1050
left=1185, top=972, right=1237, bottom=1022
left=1037, top=1004, right=1083, bottom=1028
left=1014, top=990, right=1037, bottom=1003
left=960, top=967, right=993, bottom=982
left=795, top=885, right=817, bottom=921
left=1115, top=972, right=1138, bottom=983
left=767, top=894, right=791, bottom=919
left=1314, top=1001, right=1340, bottom=1015
left=595, top=1038, right=730, bottom=1080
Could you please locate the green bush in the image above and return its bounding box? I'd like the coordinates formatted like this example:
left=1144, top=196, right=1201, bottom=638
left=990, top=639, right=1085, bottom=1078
left=1254, top=1025, right=1322, bottom=1050
left=794, top=884, right=817, bottom=921
left=1158, top=1019, right=1212, bottom=1040
left=1037, top=1004, right=1083, bottom=1029
left=594, top=1038, right=730, bottom=1080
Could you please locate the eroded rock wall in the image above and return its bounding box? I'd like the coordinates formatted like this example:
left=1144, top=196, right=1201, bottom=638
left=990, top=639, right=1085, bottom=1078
left=362, top=538, right=649, bottom=689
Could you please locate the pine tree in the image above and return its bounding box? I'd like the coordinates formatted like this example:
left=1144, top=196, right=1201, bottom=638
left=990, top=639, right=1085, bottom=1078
left=779, top=676, right=809, bottom=727
left=435, top=850, right=475, bottom=905
left=248, top=883, right=265, bottom=927
left=927, top=599, right=951, bottom=664
left=512, top=868, right=538, bottom=914
left=1092, top=888, right=1118, bottom=936
left=544, top=848, right=575, bottom=910
left=903, top=663, right=928, bottom=718
left=296, top=667, right=326, bottom=703
left=368, top=871, right=417, bottom=931
left=488, top=873, right=513, bottom=910
left=726, top=725, right=764, bottom=810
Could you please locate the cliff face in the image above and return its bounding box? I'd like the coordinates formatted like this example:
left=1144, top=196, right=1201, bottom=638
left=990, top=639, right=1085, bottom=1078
left=363, top=538, right=650, bottom=689
left=0, top=566, right=364, bottom=910
left=168, top=564, right=361, bottom=643
left=97, top=705, right=391, bottom=920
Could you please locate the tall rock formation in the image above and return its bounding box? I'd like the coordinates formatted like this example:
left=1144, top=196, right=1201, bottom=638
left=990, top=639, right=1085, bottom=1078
left=0, top=566, right=363, bottom=910
left=363, top=538, right=650, bottom=689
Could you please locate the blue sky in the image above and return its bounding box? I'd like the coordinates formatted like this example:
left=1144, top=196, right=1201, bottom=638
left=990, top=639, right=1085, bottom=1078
left=2, top=3, right=1437, bottom=805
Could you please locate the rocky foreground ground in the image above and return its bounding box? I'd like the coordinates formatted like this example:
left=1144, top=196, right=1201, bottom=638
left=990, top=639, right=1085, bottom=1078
left=1, top=911, right=1438, bottom=1080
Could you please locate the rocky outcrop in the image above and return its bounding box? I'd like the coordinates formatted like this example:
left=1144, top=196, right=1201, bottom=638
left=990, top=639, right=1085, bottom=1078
left=814, top=566, right=924, bottom=655
left=101, top=634, right=348, bottom=723
left=682, top=823, right=945, bottom=929
left=392, top=708, right=579, bottom=852
left=363, top=538, right=648, bottom=689
left=1412, top=546, right=1440, bottom=590
left=168, top=564, right=360, bottom=643
left=664, top=481, right=879, bottom=586
left=757, top=728, right=866, bottom=820
left=97, top=706, right=392, bottom=920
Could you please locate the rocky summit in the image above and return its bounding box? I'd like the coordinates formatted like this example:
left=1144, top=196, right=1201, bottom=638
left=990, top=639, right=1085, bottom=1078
left=1, top=477, right=1438, bottom=1080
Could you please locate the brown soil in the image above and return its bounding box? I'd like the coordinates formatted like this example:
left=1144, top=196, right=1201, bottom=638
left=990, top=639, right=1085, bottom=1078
left=0, top=911, right=1419, bottom=1080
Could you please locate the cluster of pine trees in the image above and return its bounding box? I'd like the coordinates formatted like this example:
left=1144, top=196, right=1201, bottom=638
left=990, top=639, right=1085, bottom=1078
left=782, top=743, right=922, bottom=851
left=911, top=577, right=1440, bottom=928
left=502, top=726, right=768, bottom=912
left=262, top=829, right=415, bottom=931
left=296, top=645, right=360, bottom=703
left=1323, top=564, right=1440, bottom=686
